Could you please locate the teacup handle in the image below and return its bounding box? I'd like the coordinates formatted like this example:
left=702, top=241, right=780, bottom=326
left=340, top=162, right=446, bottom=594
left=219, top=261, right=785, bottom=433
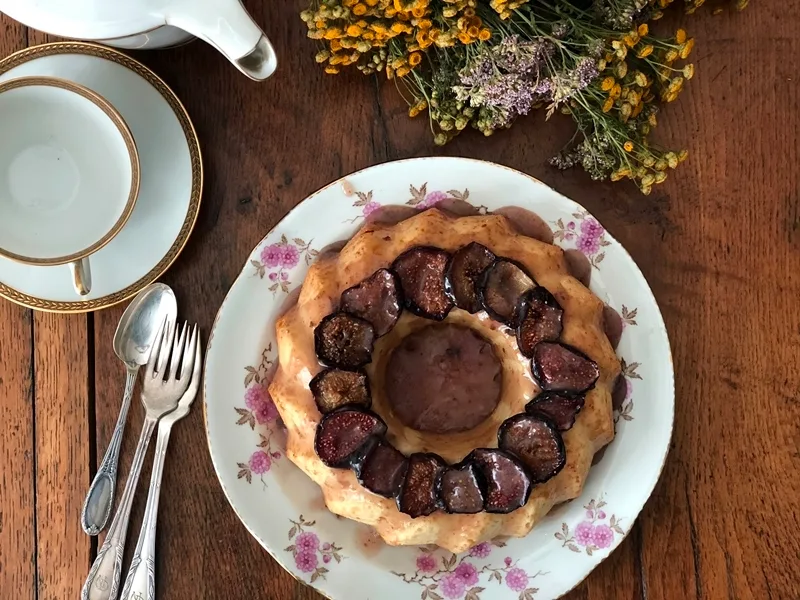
left=69, top=257, right=92, bottom=296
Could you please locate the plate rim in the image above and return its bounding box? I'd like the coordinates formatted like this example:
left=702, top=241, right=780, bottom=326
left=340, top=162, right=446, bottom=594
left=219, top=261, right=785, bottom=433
left=0, top=41, right=203, bottom=313
left=203, top=156, right=675, bottom=600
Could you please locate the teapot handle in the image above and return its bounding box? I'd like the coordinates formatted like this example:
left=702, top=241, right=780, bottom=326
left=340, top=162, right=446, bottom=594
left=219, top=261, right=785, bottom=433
left=166, top=0, right=277, bottom=80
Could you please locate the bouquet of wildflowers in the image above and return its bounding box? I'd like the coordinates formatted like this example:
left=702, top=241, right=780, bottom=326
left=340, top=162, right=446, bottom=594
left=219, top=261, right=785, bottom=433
left=301, top=0, right=748, bottom=193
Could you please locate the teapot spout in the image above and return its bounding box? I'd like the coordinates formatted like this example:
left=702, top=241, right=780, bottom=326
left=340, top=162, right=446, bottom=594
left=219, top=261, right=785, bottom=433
left=166, top=0, right=277, bottom=80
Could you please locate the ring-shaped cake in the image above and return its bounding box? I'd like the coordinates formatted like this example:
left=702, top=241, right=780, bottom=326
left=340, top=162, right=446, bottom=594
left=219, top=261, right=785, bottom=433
left=269, top=208, right=621, bottom=553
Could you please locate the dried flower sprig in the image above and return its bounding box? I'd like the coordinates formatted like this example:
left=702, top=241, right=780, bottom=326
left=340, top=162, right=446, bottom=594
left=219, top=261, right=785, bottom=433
left=301, top=0, right=748, bottom=191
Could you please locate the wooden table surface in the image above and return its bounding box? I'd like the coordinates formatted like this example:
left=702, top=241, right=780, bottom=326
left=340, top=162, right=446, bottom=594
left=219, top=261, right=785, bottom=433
left=1, top=2, right=799, bottom=599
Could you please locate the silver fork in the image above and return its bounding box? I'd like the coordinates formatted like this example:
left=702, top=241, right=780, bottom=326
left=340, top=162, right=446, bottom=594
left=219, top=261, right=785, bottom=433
left=82, top=319, right=197, bottom=600
left=119, top=325, right=202, bottom=600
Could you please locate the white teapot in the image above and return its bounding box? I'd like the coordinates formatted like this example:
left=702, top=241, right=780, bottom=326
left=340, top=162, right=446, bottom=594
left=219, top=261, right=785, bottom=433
left=0, top=0, right=277, bottom=80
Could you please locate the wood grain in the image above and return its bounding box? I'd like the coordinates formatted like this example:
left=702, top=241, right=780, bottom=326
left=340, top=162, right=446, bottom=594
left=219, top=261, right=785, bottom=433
left=0, top=1, right=799, bottom=599
left=32, top=312, right=91, bottom=599
left=0, top=301, right=34, bottom=599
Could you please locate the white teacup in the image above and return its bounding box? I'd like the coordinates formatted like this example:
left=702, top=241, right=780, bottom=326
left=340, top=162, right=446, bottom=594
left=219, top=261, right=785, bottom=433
left=0, top=76, right=140, bottom=296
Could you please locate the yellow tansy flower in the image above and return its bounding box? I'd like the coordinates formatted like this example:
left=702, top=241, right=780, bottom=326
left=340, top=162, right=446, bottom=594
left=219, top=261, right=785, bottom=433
left=325, top=65, right=340, bottom=74
left=636, top=45, right=654, bottom=58
left=676, top=28, right=687, bottom=44
left=409, top=51, right=423, bottom=66
left=680, top=39, right=695, bottom=59
left=638, top=23, right=649, bottom=37
left=624, top=141, right=634, bottom=152
left=602, top=97, right=614, bottom=113
left=353, top=3, right=367, bottom=15
left=346, top=24, right=363, bottom=36
left=601, top=76, right=615, bottom=91
left=479, top=29, right=491, bottom=41
left=683, top=64, right=695, bottom=79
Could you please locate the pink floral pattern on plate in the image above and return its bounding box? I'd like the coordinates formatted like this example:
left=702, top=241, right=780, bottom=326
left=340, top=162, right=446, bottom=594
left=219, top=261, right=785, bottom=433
left=251, top=234, right=318, bottom=293
left=614, top=358, right=642, bottom=423
left=393, top=538, right=543, bottom=600
left=551, top=210, right=611, bottom=269
left=406, top=183, right=476, bottom=210
left=285, top=515, right=346, bottom=582
left=348, top=190, right=382, bottom=222
left=234, top=345, right=285, bottom=488
left=555, top=498, right=625, bottom=556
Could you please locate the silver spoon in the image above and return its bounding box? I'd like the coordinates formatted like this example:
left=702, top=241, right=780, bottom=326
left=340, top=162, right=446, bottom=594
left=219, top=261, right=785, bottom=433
left=80, top=283, right=178, bottom=536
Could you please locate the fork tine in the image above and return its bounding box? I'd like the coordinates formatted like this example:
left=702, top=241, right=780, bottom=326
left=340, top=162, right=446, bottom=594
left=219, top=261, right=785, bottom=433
left=179, top=324, right=199, bottom=381
left=156, top=319, right=177, bottom=376
left=145, top=317, right=169, bottom=380
left=167, top=321, right=189, bottom=380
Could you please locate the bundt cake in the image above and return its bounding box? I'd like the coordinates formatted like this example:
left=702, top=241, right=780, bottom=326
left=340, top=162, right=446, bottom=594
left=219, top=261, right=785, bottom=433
left=269, top=207, right=621, bottom=553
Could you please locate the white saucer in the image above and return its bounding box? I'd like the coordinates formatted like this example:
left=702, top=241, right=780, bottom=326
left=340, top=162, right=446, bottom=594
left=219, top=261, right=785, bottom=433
left=0, top=42, right=202, bottom=312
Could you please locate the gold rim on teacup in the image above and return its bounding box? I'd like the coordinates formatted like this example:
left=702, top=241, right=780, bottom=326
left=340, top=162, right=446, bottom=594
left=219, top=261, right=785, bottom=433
left=0, top=75, right=141, bottom=267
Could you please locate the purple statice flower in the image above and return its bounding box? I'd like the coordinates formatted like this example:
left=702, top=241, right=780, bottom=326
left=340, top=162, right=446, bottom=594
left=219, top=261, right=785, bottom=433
left=573, top=57, right=600, bottom=91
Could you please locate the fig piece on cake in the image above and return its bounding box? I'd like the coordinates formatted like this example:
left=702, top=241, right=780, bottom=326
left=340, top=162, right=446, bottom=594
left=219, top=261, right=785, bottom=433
left=438, top=460, right=485, bottom=514
left=445, top=242, right=496, bottom=313
left=531, top=341, right=599, bottom=394
left=354, top=438, right=408, bottom=498
left=516, top=287, right=564, bottom=357
left=469, top=448, right=532, bottom=514
left=397, top=453, right=446, bottom=518
left=391, top=246, right=455, bottom=321
left=525, top=391, right=585, bottom=431
left=314, top=406, right=387, bottom=468
left=498, top=414, right=566, bottom=484
left=478, top=259, right=536, bottom=326
left=310, top=368, right=371, bottom=414
left=340, top=268, right=403, bottom=337
left=314, top=312, right=376, bottom=369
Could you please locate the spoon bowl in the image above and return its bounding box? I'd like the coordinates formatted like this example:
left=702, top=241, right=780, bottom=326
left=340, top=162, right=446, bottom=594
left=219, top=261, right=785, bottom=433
left=114, top=282, right=178, bottom=370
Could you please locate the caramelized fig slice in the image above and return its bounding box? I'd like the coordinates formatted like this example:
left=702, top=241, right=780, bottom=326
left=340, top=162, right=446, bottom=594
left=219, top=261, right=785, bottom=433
left=445, top=242, right=496, bottom=313
left=479, top=259, right=536, bottom=326
left=525, top=391, right=585, bottom=431
left=531, top=342, right=599, bottom=394
left=314, top=407, right=387, bottom=468
left=498, top=414, right=566, bottom=484
left=314, top=312, right=376, bottom=369
left=438, top=460, right=485, bottom=514
left=470, top=448, right=532, bottom=514
left=397, top=453, right=446, bottom=518
left=355, top=439, right=408, bottom=498
left=391, top=246, right=455, bottom=320
left=340, top=268, right=403, bottom=337
left=516, top=287, right=563, bottom=357
left=310, top=368, right=371, bottom=414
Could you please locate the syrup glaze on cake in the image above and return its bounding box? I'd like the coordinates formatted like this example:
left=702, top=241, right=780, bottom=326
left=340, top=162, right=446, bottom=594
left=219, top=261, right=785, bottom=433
left=269, top=208, right=621, bottom=553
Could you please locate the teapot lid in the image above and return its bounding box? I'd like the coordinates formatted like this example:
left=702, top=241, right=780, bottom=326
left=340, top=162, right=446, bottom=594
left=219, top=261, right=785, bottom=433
left=0, top=0, right=164, bottom=40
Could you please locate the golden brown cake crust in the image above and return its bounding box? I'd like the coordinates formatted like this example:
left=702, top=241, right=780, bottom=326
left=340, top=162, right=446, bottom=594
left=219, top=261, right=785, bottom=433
left=269, top=209, right=620, bottom=553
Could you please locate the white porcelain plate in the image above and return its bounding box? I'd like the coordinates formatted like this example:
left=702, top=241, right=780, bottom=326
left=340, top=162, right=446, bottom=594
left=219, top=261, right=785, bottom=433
left=204, top=157, right=673, bottom=600
left=0, top=43, right=202, bottom=312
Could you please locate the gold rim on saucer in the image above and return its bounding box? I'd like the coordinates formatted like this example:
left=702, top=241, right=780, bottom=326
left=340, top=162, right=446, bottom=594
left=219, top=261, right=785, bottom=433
left=0, top=42, right=203, bottom=313
left=0, top=75, right=141, bottom=266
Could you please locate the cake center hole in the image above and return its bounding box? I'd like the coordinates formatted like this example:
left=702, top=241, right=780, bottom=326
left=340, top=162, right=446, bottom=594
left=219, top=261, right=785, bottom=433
left=385, top=324, right=502, bottom=434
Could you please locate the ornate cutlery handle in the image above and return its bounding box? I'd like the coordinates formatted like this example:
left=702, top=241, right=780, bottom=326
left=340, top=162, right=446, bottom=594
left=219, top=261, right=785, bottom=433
left=82, top=416, right=157, bottom=600
left=82, top=369, right=138, bottom=536
left=119, top=421, right=175, bottom=600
